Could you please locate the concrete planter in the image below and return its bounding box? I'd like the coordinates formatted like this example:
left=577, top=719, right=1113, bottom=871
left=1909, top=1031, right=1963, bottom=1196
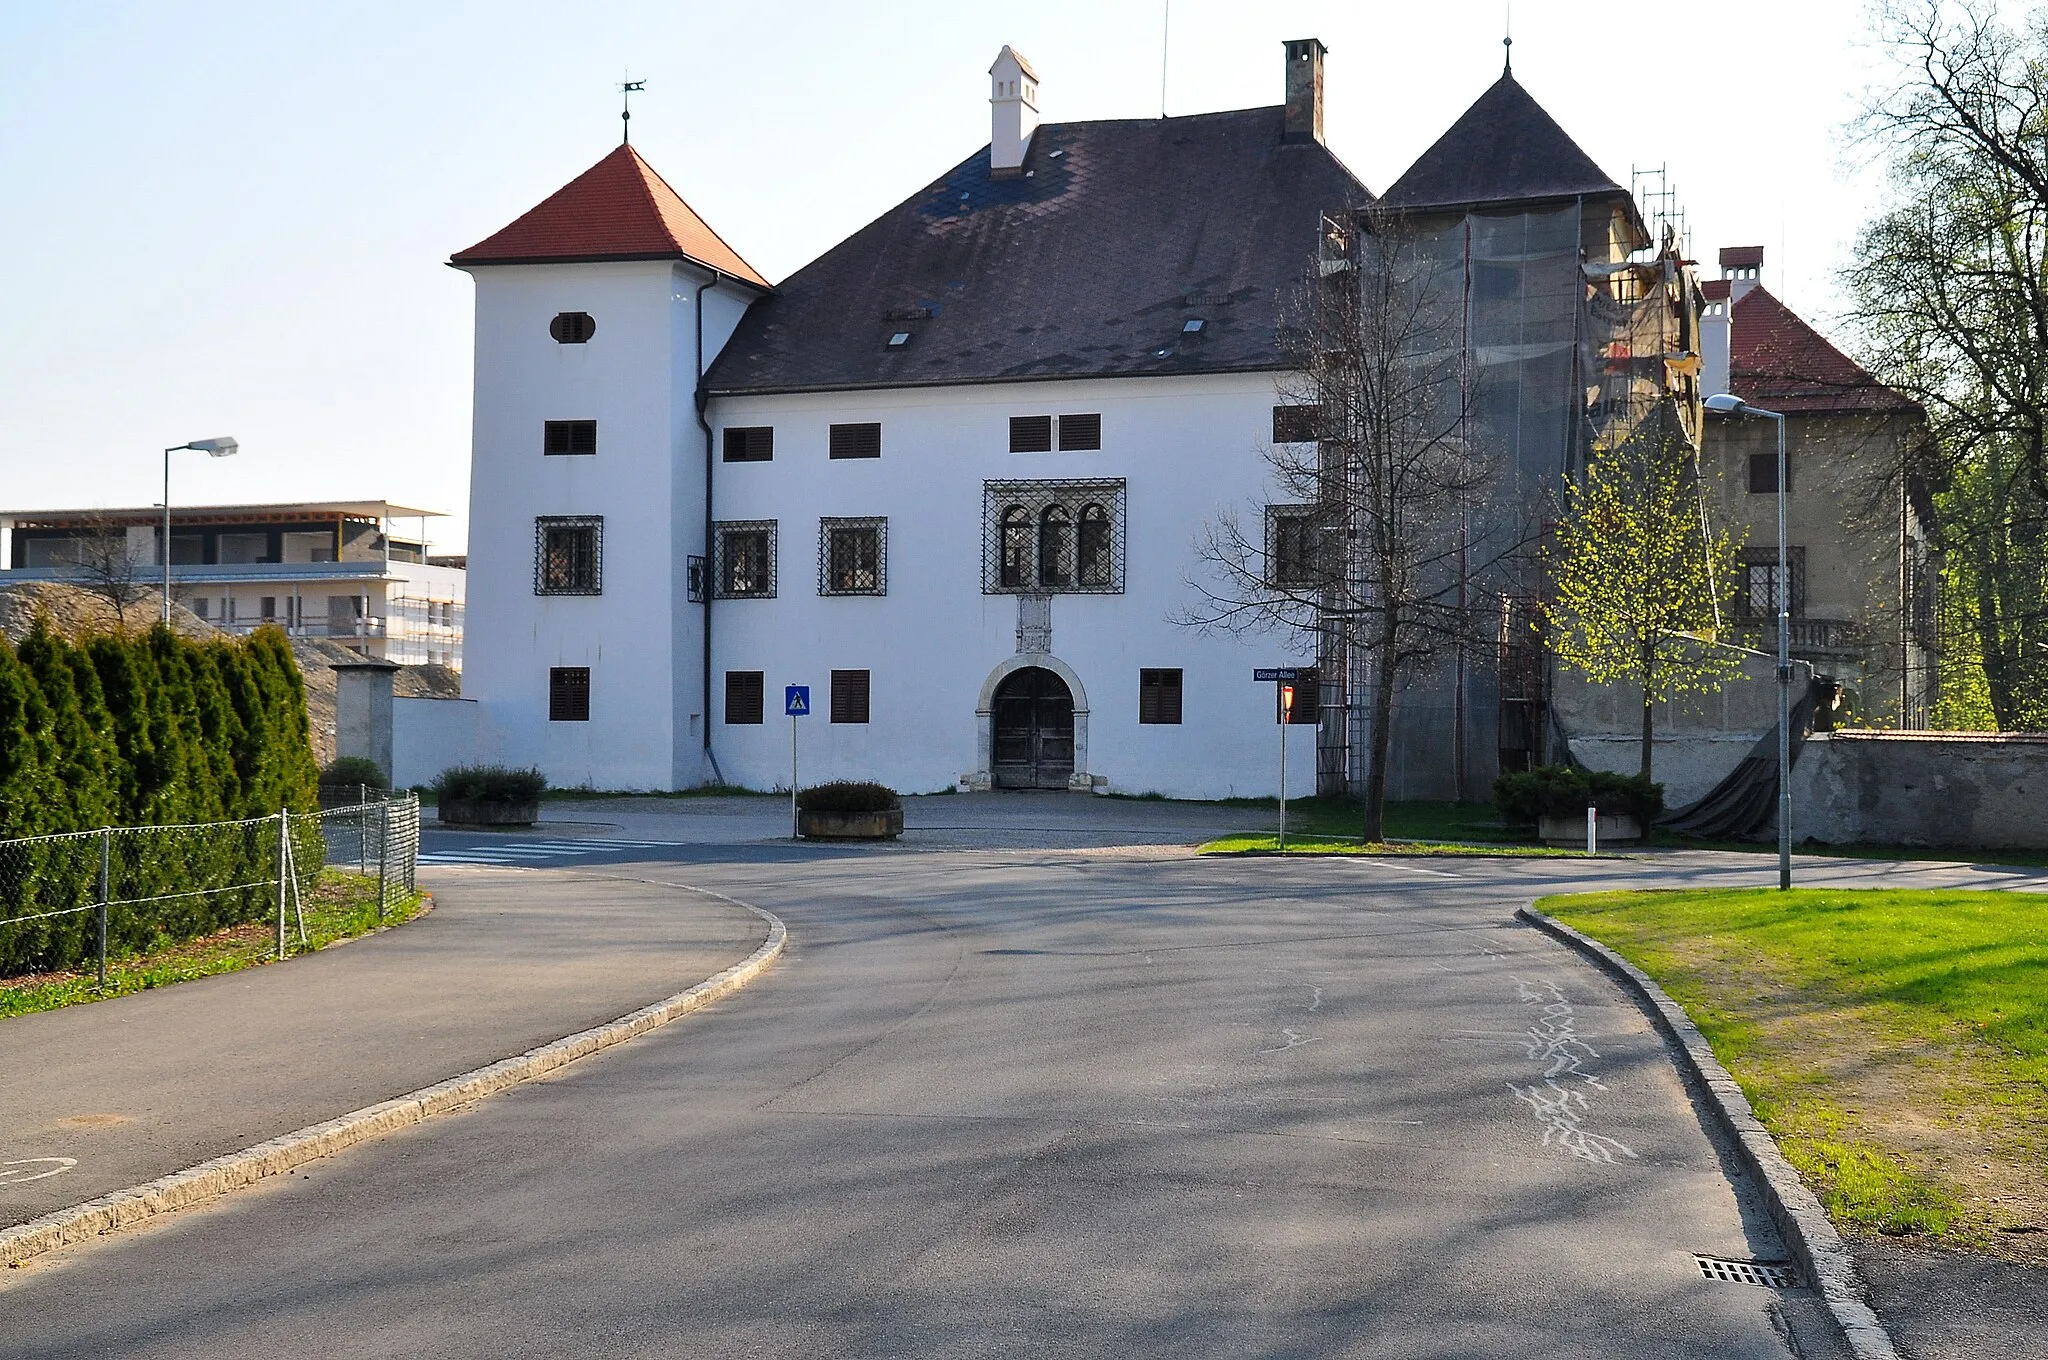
left=438, top=797, right=540, bottom=828
left=1539, top=811, right=1642, bottom=848
left=797, top=807, right=904, bottom=841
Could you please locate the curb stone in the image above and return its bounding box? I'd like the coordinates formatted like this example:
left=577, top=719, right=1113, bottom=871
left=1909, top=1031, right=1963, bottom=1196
left=1516, top=905, right=1898, bottom=1360
left=1, top=893, right=785, bottom=1267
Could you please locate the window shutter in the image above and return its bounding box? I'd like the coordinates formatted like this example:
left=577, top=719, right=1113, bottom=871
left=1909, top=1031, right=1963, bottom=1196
left=725, top=671, right=765, bottom=724
left=1009, top=415, right=1053, bottom=453
left=723, top=427, right=775, bottom=462
left=1139, top=669, right=1183, bottom=724
left=548, top=667, right=591, bottom=721
left=1273, top=405, right=1322, bottom=443
left=549, top=312, right=596, bottom=344
left=829, top=423, right=882, bottom=459
left=830, top=669, right=871, bottom=724
left=544, top=420, right=597, bottom=456
left=1056, top=413, right=1102, bottom=451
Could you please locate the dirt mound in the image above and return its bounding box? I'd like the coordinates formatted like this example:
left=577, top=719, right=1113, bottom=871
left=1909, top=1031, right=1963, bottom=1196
left=0, top=582, right=214, bottom=644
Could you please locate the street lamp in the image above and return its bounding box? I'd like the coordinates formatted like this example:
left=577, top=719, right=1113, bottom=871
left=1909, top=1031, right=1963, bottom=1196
left=1704, top=393, right=1792, bottom=890
left=162, top=437, right=239, bottom=624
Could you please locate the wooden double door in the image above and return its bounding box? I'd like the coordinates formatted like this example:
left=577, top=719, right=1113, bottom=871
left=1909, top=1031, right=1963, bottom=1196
left=991, top=667, right=1075, bottom=790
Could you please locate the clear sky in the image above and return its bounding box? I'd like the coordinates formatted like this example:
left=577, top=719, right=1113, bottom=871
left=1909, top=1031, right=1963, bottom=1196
left=2, top=0, right=1894, bottom=551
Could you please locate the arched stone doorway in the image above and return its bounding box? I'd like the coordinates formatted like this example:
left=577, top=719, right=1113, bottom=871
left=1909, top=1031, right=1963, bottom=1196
left=991, top=667, right=1075, bottom=789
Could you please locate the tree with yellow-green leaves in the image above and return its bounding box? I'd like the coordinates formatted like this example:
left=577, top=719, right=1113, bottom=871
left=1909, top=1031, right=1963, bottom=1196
left=1546, top=421, right=1743, bottom=781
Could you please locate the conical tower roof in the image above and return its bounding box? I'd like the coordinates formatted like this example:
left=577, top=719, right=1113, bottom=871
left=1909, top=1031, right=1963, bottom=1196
left=452, top=143, right=768, bottom=286
left=1380, top=72, right=1623, bottom=212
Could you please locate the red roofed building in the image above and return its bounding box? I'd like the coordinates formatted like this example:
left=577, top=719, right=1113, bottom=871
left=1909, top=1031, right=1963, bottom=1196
left=1700, top=248, right=1936, bottom=726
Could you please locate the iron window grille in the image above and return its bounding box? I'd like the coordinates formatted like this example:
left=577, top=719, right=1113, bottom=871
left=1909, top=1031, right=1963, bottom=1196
left=983, top=480, right=1124, bottom=594
left=818, top=517, right=886, bottom=595
left=1736, top=547, right=1806, bottom=621
left=829, top=423, right=882, bottom=459
left=1266, top=505, right=1327, bottom=587
left=830, top=669, right=871, bottom=724
left=549, top=312, right=596, bottom=344
left=549, top=667, right=591, bottom=721
left=543, top=420, right=597, bottom=456
left=714, top=520, right=777, bottom=598
left=1139, top=668, right=1183, bottom=724
left=534, top=516, right=602, bottom=595
left=725, top=671, right=765, bottom=724
left=723, top=427, right=774, bottom=462
left=1272, top=405, right=1324, bottom=443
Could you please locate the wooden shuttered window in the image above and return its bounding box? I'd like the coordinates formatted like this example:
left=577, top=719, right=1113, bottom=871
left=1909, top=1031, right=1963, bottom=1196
left=725, top=671, right=765, bottom=724
left=1056, top=413, right=1101, bottom=450
left=1272, top=405, right=1322, bottom=443
left=548, top=667, right=590, bottom=721
left=830, top=669, right=871, bottom=724
left=829, top=423, right=882, bottom=459
left=1009, top=415, right=1053, bottom=453
left=723, top=427, right=774, bottom=462
left=549, top=312, right=596, bottom=344
left=543, top=420, right=597, bottom=456
left=1138, top=668, right=1183, bottom=725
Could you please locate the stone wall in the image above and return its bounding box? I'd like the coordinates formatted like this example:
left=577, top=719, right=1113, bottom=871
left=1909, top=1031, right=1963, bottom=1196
left=1552, top=640, right=1813, bottom=806
left=1792, top=731, right=2048, bottom=849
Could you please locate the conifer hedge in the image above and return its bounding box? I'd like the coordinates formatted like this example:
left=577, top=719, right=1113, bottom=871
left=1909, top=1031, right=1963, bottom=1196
left=0, top=619, right=321, bottom=974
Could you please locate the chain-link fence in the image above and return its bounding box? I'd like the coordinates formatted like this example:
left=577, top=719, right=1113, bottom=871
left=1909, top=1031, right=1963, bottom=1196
left=0, top=793, right=420, bottom=983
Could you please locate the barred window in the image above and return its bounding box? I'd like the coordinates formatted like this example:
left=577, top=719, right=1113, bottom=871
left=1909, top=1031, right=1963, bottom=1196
left=1273, top=405, right=1322, bottom=443
left=1266, top=506, right=1324, bottom=588
left=725, top=671, right=764, bottom=724
left=549, top=667, right=590, bottom=721
left=534, top=517, right=602, bottom=595
left=1139, top=668, right=1183, bottom=724
left=714, top=521, right=777, bottom=598
left=829, top=423, right=882, bottom=459
left=723, top=427, right=774, bottom=462
left=543, top=420, right=597, bottom=456
left=819, top=517, right=886, bottom=595
left=1737, top=548, right=1806, bottom=620
left=983, top=480, right=1125, bottom=594
left=830, top=669, right=871, bottom=724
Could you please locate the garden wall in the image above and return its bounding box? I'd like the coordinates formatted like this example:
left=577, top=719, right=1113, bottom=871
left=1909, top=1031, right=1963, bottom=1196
left=1791, top=731, right=2048, bottom=849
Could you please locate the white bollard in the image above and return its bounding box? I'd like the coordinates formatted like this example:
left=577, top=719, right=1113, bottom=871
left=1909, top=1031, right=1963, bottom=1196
left=1586, top=804, right=1598, bottom=856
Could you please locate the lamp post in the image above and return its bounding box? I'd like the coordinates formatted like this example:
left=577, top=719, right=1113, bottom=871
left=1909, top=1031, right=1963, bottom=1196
left=162, top=438, right=239, bottom=623
left=1705, top=394, right=1792, bottom=890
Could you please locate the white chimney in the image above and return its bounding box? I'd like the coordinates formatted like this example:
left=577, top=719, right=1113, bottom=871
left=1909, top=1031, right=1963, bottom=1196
left=989, top=45, right=1039, bottom=176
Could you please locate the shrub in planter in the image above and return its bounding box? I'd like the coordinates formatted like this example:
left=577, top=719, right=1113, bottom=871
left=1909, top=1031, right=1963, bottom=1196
left=1493, top=766, right=1663, bottom=826
left=795, top=781, right=903, bottom=839
left=320, top=756, right=388, bottom=793
left=434, top=764, right=547, bottom=826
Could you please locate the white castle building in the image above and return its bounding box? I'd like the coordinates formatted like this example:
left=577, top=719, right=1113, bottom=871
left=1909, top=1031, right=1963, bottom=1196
left=450, top=42, right=1366, bottom=796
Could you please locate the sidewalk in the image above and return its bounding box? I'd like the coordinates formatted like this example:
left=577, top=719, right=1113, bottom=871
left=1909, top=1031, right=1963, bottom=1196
left=0, top=867, right=768, bottom=1229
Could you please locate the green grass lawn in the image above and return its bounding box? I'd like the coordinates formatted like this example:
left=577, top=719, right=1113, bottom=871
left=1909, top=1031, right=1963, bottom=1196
left=1538, top=888, right=2048, bottom=1257
left=0, top=871, right=429, bottom=1019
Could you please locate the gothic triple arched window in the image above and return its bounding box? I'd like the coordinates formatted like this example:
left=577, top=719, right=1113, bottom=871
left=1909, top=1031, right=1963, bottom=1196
left=982, top=479, right=1125, bottom=595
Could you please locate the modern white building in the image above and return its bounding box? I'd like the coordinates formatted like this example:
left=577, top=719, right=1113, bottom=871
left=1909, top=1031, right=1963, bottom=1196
left=448, top=41, right=1369, bottom=796
left=0, top=500, right=465, bottom=667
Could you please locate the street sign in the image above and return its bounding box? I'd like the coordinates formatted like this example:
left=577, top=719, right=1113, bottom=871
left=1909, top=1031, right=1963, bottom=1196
left=1253, top=667, right=1301, bottom=682
left=785, top=685, right=810, bottom=717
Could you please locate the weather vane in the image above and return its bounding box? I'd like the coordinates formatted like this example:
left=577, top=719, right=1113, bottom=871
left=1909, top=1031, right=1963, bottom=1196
left=620, top=77, right=645, bottom=144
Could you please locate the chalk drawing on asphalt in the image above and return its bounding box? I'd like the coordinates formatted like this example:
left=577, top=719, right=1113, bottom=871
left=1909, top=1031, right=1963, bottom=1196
left=0, top=1157, right=78, bottom=1185
left=1506, top=977, right=1638, bottom=1165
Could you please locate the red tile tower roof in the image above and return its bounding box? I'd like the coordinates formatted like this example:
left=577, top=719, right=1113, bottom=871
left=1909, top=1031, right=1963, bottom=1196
left=1725, top=285, right=1918, bottom=416
left=451, top=144, right=769, bottom=287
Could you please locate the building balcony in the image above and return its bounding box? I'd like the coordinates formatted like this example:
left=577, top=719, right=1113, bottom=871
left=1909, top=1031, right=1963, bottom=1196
left=1734, top=617, right=1868, bottom=657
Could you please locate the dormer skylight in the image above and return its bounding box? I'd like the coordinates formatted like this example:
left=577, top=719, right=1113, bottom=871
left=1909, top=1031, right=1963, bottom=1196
left=1182, top=319, right=1205, bottom=333
left=888, top=332, right=912, bottom=347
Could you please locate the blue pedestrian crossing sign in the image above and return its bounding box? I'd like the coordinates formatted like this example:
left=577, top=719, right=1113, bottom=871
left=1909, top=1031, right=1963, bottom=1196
left=785, top=685, right=810, bottom=717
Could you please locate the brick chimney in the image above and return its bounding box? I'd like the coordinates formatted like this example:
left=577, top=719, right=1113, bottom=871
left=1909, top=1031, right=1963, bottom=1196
left=1283, top=39, right=1327, bottom=144
left=990, top=45, right=1039, bottom=176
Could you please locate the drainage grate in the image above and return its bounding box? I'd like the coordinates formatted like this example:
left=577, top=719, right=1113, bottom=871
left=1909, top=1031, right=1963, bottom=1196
left=1694, top=1254, right=1799, bottom=1289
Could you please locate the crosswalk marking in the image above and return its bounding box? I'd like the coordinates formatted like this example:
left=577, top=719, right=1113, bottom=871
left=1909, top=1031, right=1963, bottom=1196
left=418, top=837, right=689, bottom=866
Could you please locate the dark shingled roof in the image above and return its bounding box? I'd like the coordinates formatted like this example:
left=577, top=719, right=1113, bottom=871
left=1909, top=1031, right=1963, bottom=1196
left=1379, top=73, right=1623, bottom=212
left=705, top=107, right=1369, bottom=395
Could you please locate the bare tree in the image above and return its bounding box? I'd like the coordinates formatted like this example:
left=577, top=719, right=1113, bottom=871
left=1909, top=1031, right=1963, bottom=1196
left=1847, top=0, right=2048, bottom=727
left=1183, top=208, right=1512, bottom=842
left=67, top=515, right=152, bottom=628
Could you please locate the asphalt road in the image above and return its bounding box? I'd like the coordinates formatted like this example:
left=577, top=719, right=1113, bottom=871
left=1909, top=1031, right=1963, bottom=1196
left=6, top=834, right=2042, bottom=1357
